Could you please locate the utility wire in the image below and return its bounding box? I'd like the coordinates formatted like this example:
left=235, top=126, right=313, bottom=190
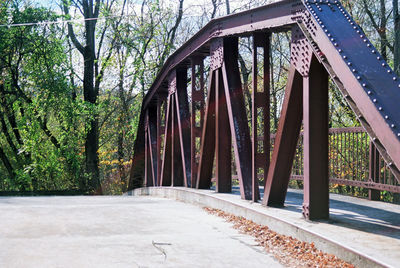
left=0, top=13, right=135, bottom=27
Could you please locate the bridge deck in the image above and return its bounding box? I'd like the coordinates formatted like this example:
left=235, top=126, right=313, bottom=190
left=130, top=187, right=400, bottom=268
left=0, top=195, right=281, bottom=268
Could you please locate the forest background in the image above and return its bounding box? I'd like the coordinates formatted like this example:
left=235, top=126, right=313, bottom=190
left=0, top=0, right=399, bottom=196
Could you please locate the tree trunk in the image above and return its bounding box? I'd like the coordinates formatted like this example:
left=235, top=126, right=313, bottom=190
left=394, top=0, right=400, bottom=74
left=64, top=0, right=101, bottom=193
left=380, top=0, right=388, bottom=60
left=84, top=18, right=101, bottom=194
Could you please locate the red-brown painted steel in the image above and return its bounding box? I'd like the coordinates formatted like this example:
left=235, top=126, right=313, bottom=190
left=222, top=37, right=254, bottom=200
left=191, top=58, right=205, bottom=188
left=369, top=142, right=381, bottom=200
left=142, top=0, right=300, bottom=110
left=130, top=0, right=400, bottom=221
left=302, top=56, right=329, bottom=220
left=175, top=68, right=191, bottom=187
left=196, top=71, right=216, bottom=189
left=216, top=68, right=232, bottom=193
left=263, top=65, right=303, bottom=206
left=251, top=32, right=271, bottom=202
left=160, top=95, right=172, bottom=186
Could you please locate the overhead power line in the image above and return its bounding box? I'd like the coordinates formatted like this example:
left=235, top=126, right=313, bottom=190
left=0, top=14, right=135, bottom=28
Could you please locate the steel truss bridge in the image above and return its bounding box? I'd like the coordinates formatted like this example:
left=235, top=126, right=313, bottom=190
left=129, top=0, right=400, bottom=220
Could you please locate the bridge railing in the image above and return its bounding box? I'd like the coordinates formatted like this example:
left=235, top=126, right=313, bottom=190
left=273, top=127, right=400, bottom=197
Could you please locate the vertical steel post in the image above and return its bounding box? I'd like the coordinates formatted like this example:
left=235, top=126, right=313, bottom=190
left=175, top=68, right=191, bottom=187
left=369, top=142, right=380, bottom=200
left=216, top=68, right=232, bottom=193
left=197, top=71, right=216, bottom=189
left=148, top=105, right=157, bottom=186
left=252, top=33, right=271, bottom=202
left=156, top=95, right=167, bottom=186
left=302, top=56, right=329, bottom=220
left=222, top=37, right=254, bottom=200
left=191, top=58, right=205, bottom=188
left=262, top=66, right=303, bottom=206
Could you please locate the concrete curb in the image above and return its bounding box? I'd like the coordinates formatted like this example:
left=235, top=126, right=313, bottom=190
left=127, top=187, right=390, bottom=268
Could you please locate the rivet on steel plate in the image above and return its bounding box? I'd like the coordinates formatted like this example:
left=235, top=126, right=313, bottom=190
left=348, top=62, right=352, bottom=66
left=343, top=55, right=347, bottom=59
left=357, top=76, right=361, bottom=80
left=373, top=99, right=377, bottom=103
left=334, top=43, right=338, bottom=46
left=378, top=107, right=383, bottom=111
left=393, top=77, right=397, bottom=81
left=362, top=83, right=366, bottom=87
left=367, top=44, right=371, bottom=47
left=385, top=115, right=389, bottom=119
left=377, top=56, right=381, bottom=60
left=338, top=49, right=342, bottom=53
left=391, top=124, right=396, bottom=128
left=387, top=70, right=391, bottom=73
left=372, top=50, right=376, bottom=54
left=382, top=63, right=385, bottom=67
left=352, top=69, right=356, bottom=72
left=367, top=91, right=372, bottom=95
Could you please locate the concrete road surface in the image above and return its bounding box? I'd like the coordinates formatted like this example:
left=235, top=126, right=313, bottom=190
left=0, top=195, right=281, bottom=268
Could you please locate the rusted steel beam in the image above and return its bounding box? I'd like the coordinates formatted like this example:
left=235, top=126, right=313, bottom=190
left=171, top=93, right=185, bottom=187
left=222, top=37, right=253, bottom=200
left=251, top=32, right=271, bottom=202
left=148, top=106, right=158, bottom=186
left=144, top=110, right=155, bottom=187
left=160, top=95, right=173, bottom=186
left=175, top=68, right=191, bottom=187
left=156, top=94, right=167, bottom=186
left=191, top=58, right=205, bottom=188
left=197, top=70, right=216, bottom=189
left=369, top=142, right=381, bottom=201
left=216, top=68, right=232, bottom=193
left=299, top=1, right=400, bottom=182
left=302, top=56, right=329, bottom=220
left=262, top=65, right=303, bottom=206
left=143, top=0, right=301, bottom=110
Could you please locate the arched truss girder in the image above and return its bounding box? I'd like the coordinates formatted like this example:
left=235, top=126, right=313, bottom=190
left=129, top=0, right=400, bottom=220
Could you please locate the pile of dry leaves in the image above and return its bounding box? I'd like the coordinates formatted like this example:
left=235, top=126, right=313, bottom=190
left=204, top=207, right=355, bottom=268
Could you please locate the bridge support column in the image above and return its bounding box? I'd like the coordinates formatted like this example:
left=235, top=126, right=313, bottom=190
left=251, top=33, right=271, bottom=202
left=262, top=66, right=303, bottom=206
left=156, top=94, right=167, bottom=186
left=191, top=58, right=205, bottom=188
left=197, top=69, right=216, bottom=189
left=369, top=142, right=380, bottom=201
left=216, top=68, right=232, bottom=193
left=302, top=56, right=329, bottom=220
